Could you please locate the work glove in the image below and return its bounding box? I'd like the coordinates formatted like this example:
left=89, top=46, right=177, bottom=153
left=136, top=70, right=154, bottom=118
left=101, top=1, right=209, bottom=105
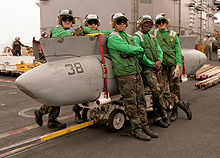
left=72, top=26, right=84, bottom=36
left=153, top=60, right=161, bottom=72
left=172, top=65, right=181, bottom=79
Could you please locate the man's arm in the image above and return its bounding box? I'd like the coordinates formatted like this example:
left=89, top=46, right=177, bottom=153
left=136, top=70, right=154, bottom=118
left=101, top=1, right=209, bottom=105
left=51, top=27, right=72, bottom=37
left=107, top=35, right=144, bottom=56
left=174, top=36, right=182, bottom=65
left=133, top=35, right=155, bottom=67
left=19, top=41, right=26, bottom=47
left=139, top=54, right=155, bottom=67
left=156, top=39, right=163, bottom=62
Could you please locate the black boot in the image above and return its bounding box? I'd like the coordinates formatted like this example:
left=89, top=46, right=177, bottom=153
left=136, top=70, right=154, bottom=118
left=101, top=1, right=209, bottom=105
left=154, top=119, right=168, bottom=128
left=74, top=113, right=83, bottom=123
left=170, top=106, right=178, bottom=122
left=177, top=101, right=192, bottom=120
left=143, top=128, right=159, bottom=138
left=73, top=104, right=83, bottom=123
left=47, top=119, right=66, bottom=129
left=163, top=117, right=170, bottom=126
left=34, top=110, right=43, bottom=126
left=132, top=129, right=151, bottom=141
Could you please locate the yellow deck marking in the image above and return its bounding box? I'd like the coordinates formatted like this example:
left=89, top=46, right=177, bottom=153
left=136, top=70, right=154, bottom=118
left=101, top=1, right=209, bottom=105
left=41, top=120, right=94, bottom=142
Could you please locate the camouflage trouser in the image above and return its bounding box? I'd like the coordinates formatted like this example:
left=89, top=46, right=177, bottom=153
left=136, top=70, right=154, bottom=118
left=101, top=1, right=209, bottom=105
left=142, top=69, right=168, bottom=121
left=161, top=66, right=180, bottom=107
left=205, top=45, right=212, bottom=60
left=116, top=73, right=149, bottom=133
left=39, top=105, right=60, bottom=120
left=14, top=50, right=21, bottom=56
left=72, top=104, right=82, bottom=114
left=72, top=104, right=82, bottom=111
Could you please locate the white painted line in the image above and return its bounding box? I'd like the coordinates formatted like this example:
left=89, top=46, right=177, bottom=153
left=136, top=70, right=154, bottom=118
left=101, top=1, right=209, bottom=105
left=0, top=136, right=40, bottom=153
left=0, top=104, right=5, bottom=107
left=18, top=107, right=39, bottom=118
left=8, top=92, right=17, bottom=95
left=0, top=121, right=93, bottom=157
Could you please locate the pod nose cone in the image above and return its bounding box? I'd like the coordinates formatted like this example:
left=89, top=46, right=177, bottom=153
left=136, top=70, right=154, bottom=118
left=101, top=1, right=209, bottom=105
left=15, top=70, right=40, bottom=100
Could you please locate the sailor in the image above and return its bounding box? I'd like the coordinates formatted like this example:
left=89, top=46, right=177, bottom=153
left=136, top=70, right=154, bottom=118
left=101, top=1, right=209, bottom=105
left=50, top=9, right=91, bottom=37
left=133, top=15, right=170, bottom=128
left=204, top=34, right=215, bottom=60
left=107, top=12, right=158, bottom=141
left=12, top=37, right=27, bottom=56
left=34, top=105, right=65, bottom=129
left=41, top=31, right=49, bottom=38
left=35, top=9, right=88, bottom=129
left=152, top=13, right=192, bottom=121
left=82, top=14, right=113, bottom=35
left=38, top=32, right=48, bottom=63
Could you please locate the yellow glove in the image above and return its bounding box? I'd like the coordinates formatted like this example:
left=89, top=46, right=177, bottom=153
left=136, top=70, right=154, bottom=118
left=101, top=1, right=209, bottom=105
left=172, top=65, right=181, bottom=79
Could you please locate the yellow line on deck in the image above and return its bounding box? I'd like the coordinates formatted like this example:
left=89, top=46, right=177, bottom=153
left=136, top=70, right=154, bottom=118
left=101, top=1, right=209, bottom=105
left=40, top=120, right=94, bottom=142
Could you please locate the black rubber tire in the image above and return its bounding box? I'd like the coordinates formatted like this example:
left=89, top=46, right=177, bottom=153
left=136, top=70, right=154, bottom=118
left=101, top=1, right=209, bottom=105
left=108, top=109, right=126, bottom=132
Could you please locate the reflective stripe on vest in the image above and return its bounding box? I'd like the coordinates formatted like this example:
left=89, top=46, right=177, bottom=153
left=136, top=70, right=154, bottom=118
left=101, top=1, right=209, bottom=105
left=109, top=31, right=132, bottom=39
left=134, top=31, right=144, bottom=42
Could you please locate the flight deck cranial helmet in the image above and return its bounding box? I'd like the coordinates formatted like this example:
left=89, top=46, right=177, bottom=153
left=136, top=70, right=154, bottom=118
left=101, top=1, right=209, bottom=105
left=207, top=34, right=211, bottom=37
left=111, top=12, right=128, bottom=29
left=155, top=13, right=169, bottom=27
left=41, top=31, right=48, bottom=38
left=136, top=15, right=153, bottom=30
left=58, top=9, right=76, bottom=25
left=83, top=14, right=100, bottom=26
left=15, top=37, right=20, bottom=41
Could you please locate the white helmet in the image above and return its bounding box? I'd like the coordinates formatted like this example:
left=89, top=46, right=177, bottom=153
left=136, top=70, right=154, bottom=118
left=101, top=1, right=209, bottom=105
left=15, top=37, right=20, bottom=41
left=111, top=12, right=128, bottom=28
left=83, top=14, right=100, bottom=26
left=58, top=9, right=76, bottom=25
left=111, top=12, right=128, bottom=22
left=136, top=15, right=153, bottom=29
left=155, top=13, right=169, bottom=26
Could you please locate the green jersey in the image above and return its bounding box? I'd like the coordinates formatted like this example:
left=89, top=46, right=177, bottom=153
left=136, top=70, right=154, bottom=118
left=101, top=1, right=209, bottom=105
left=107, top=31, right=144, bottom=76
left=151, top=29, right=181, bottom=66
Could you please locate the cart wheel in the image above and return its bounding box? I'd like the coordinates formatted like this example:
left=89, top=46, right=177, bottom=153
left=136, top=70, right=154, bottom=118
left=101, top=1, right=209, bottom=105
left=108, top=109, right=126, bottom=132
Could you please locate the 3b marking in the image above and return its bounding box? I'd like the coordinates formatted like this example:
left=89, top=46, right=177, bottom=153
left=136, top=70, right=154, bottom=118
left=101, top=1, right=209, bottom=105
left=65, top=63, right=84, bottom=75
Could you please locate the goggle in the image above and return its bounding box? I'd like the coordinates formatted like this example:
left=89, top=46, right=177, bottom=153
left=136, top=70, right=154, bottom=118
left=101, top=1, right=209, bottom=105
left=116, top=18, right=128, bottom=25
left=143, top=21, right=153, bottom=27
left=156, top=19, right=167, bottom=25
left=61, top=16, right=74, bottom=22
left=88, top=19, right=99, bottom=25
